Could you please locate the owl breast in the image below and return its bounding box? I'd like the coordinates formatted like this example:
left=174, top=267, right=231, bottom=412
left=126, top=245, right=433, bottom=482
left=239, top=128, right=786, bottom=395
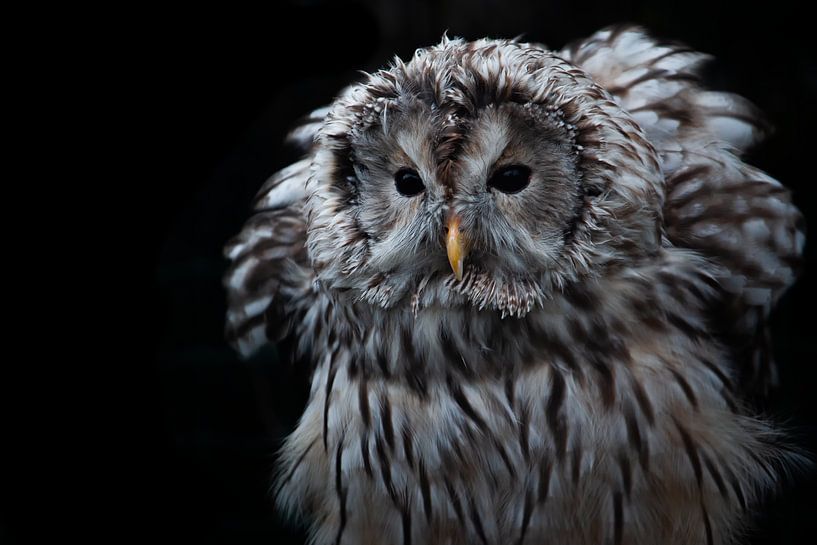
left=274, top=255, right=776, bottom=545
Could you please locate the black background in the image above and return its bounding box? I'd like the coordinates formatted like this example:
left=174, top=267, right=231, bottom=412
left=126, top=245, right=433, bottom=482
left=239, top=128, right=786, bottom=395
left=19, top=1, right=816, bottom=543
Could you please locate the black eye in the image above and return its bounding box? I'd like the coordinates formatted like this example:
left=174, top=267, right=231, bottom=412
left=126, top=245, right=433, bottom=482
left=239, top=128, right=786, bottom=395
left=488, top=165, right=531, bottom=194
left=394, top=168, right=425, bottom=196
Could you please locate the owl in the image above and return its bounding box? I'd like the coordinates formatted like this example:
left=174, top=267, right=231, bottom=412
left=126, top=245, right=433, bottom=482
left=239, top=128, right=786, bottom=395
left=224, top=26, right=805, bottom=545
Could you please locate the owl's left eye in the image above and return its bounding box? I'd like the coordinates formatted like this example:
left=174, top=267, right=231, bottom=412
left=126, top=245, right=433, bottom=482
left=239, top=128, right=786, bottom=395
left=488, top=165, right=531, bottom=194
left=394, top=168, right=425, bottom=196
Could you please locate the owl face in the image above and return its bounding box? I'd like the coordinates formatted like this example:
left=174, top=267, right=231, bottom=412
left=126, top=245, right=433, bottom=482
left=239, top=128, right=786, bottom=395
left=351, top=99, right=583, bottom=280
left=307, top=37, right=665, bottom=315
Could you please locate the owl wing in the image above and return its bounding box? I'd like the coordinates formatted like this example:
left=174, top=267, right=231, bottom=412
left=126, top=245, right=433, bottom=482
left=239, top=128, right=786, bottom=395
left=223, top=107, right=328, bottom=357
left=561, top=25, right=805, bottom=393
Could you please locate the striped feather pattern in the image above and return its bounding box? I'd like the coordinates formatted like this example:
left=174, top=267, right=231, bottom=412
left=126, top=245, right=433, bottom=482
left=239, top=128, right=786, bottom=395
left=223, top=26, right=805, bottom=545
left=561, top=26, right=805, bottom=392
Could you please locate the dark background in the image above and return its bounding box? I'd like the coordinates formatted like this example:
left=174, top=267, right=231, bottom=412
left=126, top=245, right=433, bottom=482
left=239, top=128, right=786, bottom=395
left=23, top=1, right=815, bottom=543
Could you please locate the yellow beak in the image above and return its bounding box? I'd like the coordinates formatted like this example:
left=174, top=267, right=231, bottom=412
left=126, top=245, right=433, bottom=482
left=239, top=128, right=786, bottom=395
left=446, top=214, right=467, bottom=281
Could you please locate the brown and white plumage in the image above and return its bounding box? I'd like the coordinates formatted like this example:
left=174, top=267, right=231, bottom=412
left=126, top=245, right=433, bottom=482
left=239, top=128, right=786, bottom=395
left=224, top=26, right=805, bottom=545
left=560, top=28, right=804, bottom=394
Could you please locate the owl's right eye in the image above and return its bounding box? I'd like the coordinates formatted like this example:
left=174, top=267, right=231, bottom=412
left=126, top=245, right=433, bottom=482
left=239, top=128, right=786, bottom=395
left=394, top=168, right=425, bottom=196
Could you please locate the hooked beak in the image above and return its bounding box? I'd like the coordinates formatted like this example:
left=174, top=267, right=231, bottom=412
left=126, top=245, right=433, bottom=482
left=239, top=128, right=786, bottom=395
left=446, top=213, right=468, bottom=281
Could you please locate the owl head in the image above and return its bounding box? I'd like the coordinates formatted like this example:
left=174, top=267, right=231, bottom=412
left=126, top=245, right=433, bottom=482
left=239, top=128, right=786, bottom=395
left=305, top=36, right=665, bottom=317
